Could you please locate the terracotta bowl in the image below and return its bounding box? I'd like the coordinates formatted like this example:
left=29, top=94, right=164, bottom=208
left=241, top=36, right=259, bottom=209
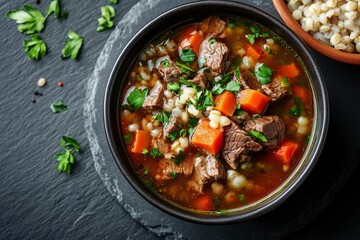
left=273, top=0, right=360, bottom=65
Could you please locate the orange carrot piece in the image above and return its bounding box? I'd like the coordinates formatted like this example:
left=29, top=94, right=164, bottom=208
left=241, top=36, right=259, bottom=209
left=292, top=85, right=311, bottom=104
left=274, top=140, right=299, bottom=165
left=180, top=31, right=205, bottom=55
left=237, top=89, right=270, bottom=114
left=214, top=91, right=237, bottom=116
left=193, top=193, right=214, bottom=211
left=132, top=130, right=151, bottom=154
left=191, top=120, right=223, bottom=155
left=176, top=25, right=197, bottom=43
left=246, top=44, right=262, bottom=61
left=278, top=63, right=300, bottom=78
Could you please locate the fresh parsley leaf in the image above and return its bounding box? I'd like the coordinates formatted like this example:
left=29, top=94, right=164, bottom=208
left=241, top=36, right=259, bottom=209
left=162, top=59, right=170, bottom=67
left=143, top=168, right=149, bottom=175
left=209, top=38, right=216, bottom=44
left=248, top=130, right=268, bottom=142
left=47, top=0, right=67, bottom=19
left=167, top=82, right=180, bottom=93
left=179, top=129, right=187, bottom=137
left=252, top=114, right=262, bottom=119
left=245, top=25, right=269, bottom=44
left=123, top=133, right=131, bottom=144
left=255, top=64, right=272, bottom=85
left=180, top=48, right=195, bottom=64
left=175, top=61, right=195, bottom=72
left=170, top=171, right=177, bottom=179
left=187, top=116, right=199, bottom=135
left=97, top=5, right=115, bottom=32
left=23, top=34, right=47, bottom=60
left=150, top=148, right=163, bottom=158
left=234, top=109, right=244, bottom=116
left=50, top=100, right=67, bottom=113
left=245, top=34, right=255, bottom=44
left=238, top=194, right=248, bottom=204
left=179, top=78, right=198, bottom=89
left=7, top=4, right=46, bottom=34
left=234, top=66, right=240, bottom=80
left=288, top=106, right=299, bottom=116
left=110, top=0, right=118, bottom=4
left=153, top=111, right=170, bottom=125
left=61, top=136, right=80, bottom=152
left=61, top=30, right=83, bottom=59
left=281, top=76, right=290, bottom=88
left=142, top=148, right=149, bottom=155
left=54, top=136, right=80, bottom=174
left=224, top=81, right=241, bottom=92
left=168, top=131, right=180, bottom=141
left=288, top=97, right=305, bottom=116
left=121, top=104, right=134, bottom=112
left=194, top=90, right=214, bottom=110
left=218, top=72, right=232, bottom=84
left=171, top=150, right=184, bottom=165
left=211, top=83, right=225, bottom=95
left=127, top=88, right=148, bottom=109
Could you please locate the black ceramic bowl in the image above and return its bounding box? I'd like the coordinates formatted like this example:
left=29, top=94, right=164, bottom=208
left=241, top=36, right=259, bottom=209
left=104, top=0, right=329, bottom=224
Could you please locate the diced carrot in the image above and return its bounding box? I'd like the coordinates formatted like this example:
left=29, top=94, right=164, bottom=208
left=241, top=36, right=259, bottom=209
left=292, top=85, right=311, bottom=104
left=191, top=120, right=223, bottom=155
left=180, top=31, right=205, bottom=55
left=274, top=140, right=299, bottom=165
left=132, top=130, right=151, bottom=154
left=193, top=192, right=214, bottom=211
left=214, top=91, right=237, bottom=116
left=278, top=63, right=300, bottom=79
left=175, top=25, right=198, bottom=43
left=246, top=44, right=262, bottom=61
left=237, top=89, right=270, bottom=114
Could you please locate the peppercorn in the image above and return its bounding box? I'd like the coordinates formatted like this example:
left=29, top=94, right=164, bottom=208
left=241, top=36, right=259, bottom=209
left=58, top=82, right=63, bottom=87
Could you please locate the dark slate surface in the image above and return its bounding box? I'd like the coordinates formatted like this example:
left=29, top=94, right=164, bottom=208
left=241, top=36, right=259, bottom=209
left=1, top=0, right=360, bottom=239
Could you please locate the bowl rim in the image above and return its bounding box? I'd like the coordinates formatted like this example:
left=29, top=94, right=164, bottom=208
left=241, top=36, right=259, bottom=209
left=273, top=0, right=360, bottom=65
left=104, top=0, right=329, bottom=224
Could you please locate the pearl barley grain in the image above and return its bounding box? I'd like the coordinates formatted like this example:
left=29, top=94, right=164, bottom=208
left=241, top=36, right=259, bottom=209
left=37, top=77, right=47, bottom=87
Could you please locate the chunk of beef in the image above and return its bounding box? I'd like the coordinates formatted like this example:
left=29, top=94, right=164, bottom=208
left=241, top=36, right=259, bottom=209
left=157, top=58, right=181, bottom=82
left=187, top=155, right=225, bottom=193
left=199, top=38, right=228, bottom=76
left=153, top=138, right=171, bottom=155
left=261, top=76, right=292, bottom=102
left=159, top=158, right=194, bottom=180
left=221, top=121, right=262, bottom=169
left=188, top=71, right=208, bottom=89
left=199, top=17, right=226, bottom=38
left=142, top=80, right=164, bottom=109
left=239, top=70, right=262, bottom=91
left=244, top=115, right=285, bottom=149
left=230, top=111, right=251, bottom=125
left=163, top=116, right=181, bottom=140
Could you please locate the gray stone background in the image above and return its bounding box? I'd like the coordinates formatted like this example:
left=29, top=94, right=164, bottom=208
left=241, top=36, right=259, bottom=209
left=1, top=0, right=360, bottom=239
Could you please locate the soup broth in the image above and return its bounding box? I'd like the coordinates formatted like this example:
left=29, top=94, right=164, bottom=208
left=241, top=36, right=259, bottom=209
left=119, top=16, right=313, bottom=212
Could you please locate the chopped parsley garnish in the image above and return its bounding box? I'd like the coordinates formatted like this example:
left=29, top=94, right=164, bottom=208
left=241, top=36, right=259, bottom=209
left=179, top=129, right=187, bottom=137
left=121, top=104, right=134, bottom=112
left=127, top=88, right=148, bottom=109
left=97, top=5, right=115, bottom=32
left=252, top=114, right=262, bottom=119
left=212, top=72, right=240, bottom=94
left=175, top=61, right=195, bottom=72
left=167, top=82, right=180, bottom=93
left=137, top=75, right=142, bottom=81
left=61, top=30, right=84, bottom=59
left=143, top=168, right=149, bottom=175
left=142, top=148, right=149, bottom=155
left=110, top=0, right=118, bottom=4
left=168, top=131, right=180, bottom=141
left=234, top=66, right=240, bottom=80
left=179, top=48, right=196, bottom=64
left=7, top=4, right=46, bottom=34
left=194, top=90, right=214, bottom=110
left=23, top=34, right=47, bottom=60
left=281, top=76, right=290, bottom=88
left=123, top=133, right=131, bottom=144
left=209, top=38, right=216, bottom=44
left=171, top=150, right=184, bottom=165
left=150, top=148, right=163, bottom=158
left=224, top=81, right=241, bottom=92
left=47, top=0, right=68, bottom=19
left=170, top=171, right=177, bottom=179
left=288, top=97, right=305, bottom=116
left=162, top=59, right=170, bottom=67
left=179, top=78, right=198, bottom=89
left=187, top=116, right=199, bottom=135
left=50, top=100, right=68, bottom=113
left=153, top=111, right=170, bottom=125
left=238, top=194, right=248, bottom=204
left=255, top=64, right=272, bottom=85
left=216, top=209, right=229, bottom=215
left=245, top=25, right=269, bottom=44
left=54, top=136, right=80, bottom=174
left=249, top=130, right=268, bottom=142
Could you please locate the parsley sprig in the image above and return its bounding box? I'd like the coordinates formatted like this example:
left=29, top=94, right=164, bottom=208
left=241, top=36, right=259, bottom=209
left=255, top=64, right=272, bottom=85
left=245, top=25, right=269, bottom=44
left=47, top=0, right=68, bottom=19
left=7, top=4, right=46, bottom=34
left=54, top=136, right=80, bottom=174
left=97, top=6, right=115, bottom=32
left=23, top=34, right=47, bottom=60
left=50, top=100, right=68, bottom=113
left=61, top=31, right=84, bottom=59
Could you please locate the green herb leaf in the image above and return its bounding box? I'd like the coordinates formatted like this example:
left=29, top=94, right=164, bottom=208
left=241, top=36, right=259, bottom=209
left=170, top=171, right=177, bottom=179
left=187, top=116, right=199, bottom=135
left=162, top=59, right=170, bottom=67
left=249, top=130, right=268, bottom=142
left=252, top=114, right=262, bottom=119
left=127, top=88, right=148, bottom=109
left=61, top=30, right=83, bottom=59
left=153, top=111, right=170, bottom=125
left=110, top=0, right=118, bottom=4
left=171, top=150, right=184, bottom=165
left=255, top=64, right=272, bottom=85
left=7, top=4, right=46, bottom=34
left=211, top=83, right=225, bottom=95
left=47, top=0, right=67, bottom=19
left=234, top=66, right=240, bottom=80
left=288, top=106, right=299, bottom=116
left=180, top=48, right=195, bottom=64
left=175, top=61, right=195, bottom=72
left=123, top=133, right=131, bottom=144
left=97, top=5, right=115, bottom=32
left=50, top=100, right=67, bottom=113
left=245, top=25, right=269, bottom=44
left=142, top=148, right=149, bottom=155
left=224, top=81, right=241, bottom=92
left=150, top=148, right=163, bottom=158
left=144, top=168, right=149, bottom=175
left=23, top=34, right=47, bottom=60
left=168, top=131, right=180, bottom=141
left=281, top=76, right=290, bottom=88
left=194, top=90, right=214, bottom=110
left=238, top=194, right=248, bottom=204
left=179, top=78, right=198, bottom=89
left=209, top=38, right=216, bottom=44
left=245, top=34, right=255, bottom=44
left=288, top=97, right=305, bottom=116
left=167, top=82, right=180, bottom=93
left=61, top=136, right=80, bottom=152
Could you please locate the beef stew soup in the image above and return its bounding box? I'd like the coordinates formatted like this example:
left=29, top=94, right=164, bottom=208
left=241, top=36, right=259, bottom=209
left=119, top=16, right=313, bottom=213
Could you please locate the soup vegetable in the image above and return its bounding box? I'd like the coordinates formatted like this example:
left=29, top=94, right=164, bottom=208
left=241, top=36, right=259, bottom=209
left=120, top=16, right=313, bottom=212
